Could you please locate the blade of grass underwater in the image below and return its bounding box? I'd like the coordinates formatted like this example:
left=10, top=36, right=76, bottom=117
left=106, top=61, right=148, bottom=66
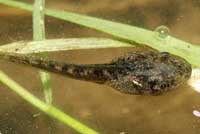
left=0, top=38, right=132, bottom=54
left=0, top=71, right=99, bottom=134
left=0, top=1, right=100, bottom=133
left=33, top=0, right=52, bottom=104
left=33, top=0, right=45, bottom=41
left=0, top=0, right=199, bottom=67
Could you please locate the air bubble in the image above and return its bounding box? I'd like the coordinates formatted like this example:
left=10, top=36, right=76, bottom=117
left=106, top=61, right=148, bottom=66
left=155, top=25, right=170, bottom=38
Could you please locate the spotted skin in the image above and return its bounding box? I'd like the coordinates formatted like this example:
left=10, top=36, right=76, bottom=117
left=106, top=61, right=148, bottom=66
left=0, top=51, right=192, bottom=95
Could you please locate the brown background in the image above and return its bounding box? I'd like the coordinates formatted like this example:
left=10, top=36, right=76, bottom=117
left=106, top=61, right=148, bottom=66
left=0, top=0, right=200, bottom=134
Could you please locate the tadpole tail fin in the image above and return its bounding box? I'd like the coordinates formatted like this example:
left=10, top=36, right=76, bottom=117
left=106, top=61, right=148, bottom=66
left=0, top=52, right=114, bottom=83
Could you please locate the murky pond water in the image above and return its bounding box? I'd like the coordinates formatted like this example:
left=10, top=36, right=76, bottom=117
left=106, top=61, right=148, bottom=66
left=0, top=0, right=200, bottom=134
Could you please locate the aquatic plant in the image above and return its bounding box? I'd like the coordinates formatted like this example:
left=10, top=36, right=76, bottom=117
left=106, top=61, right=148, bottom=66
left=0, top=0, right=199, bottom=134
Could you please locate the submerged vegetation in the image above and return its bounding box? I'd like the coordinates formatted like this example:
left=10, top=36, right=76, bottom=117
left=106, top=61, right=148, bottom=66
left=0, top=0, right=199, bottom=134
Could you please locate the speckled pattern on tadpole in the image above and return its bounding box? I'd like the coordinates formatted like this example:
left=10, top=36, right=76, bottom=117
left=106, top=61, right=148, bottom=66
left=0, top=51, right=192, bottom=95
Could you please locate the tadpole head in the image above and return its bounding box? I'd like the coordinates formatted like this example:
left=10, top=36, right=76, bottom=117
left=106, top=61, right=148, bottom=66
left=108, top=51, right=192, bottom=95
left=160, top=52, right=192, bottom=80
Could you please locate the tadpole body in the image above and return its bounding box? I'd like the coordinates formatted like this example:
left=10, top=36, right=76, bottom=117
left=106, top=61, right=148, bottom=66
left=0, top=51, right=192, bottom=95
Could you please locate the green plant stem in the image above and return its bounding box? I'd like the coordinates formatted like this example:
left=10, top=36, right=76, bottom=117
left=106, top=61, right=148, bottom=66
left=40, top=71, right=52, bottom=104
left=0, top=0, right=100, bottom=133
left=33, top=0, right=52, bottom=104
left=0, top=71, right=99, bottom=134
left=0, top=38, right=132, bottom=54
left=33, top=0, right=45, bottom=41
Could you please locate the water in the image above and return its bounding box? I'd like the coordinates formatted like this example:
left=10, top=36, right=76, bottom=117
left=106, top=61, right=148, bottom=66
left=0, top=1, right=200, bottom=134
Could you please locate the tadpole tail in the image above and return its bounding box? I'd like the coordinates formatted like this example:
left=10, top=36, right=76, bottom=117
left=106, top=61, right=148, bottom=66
left=0, top=52, right=114, bottom=83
